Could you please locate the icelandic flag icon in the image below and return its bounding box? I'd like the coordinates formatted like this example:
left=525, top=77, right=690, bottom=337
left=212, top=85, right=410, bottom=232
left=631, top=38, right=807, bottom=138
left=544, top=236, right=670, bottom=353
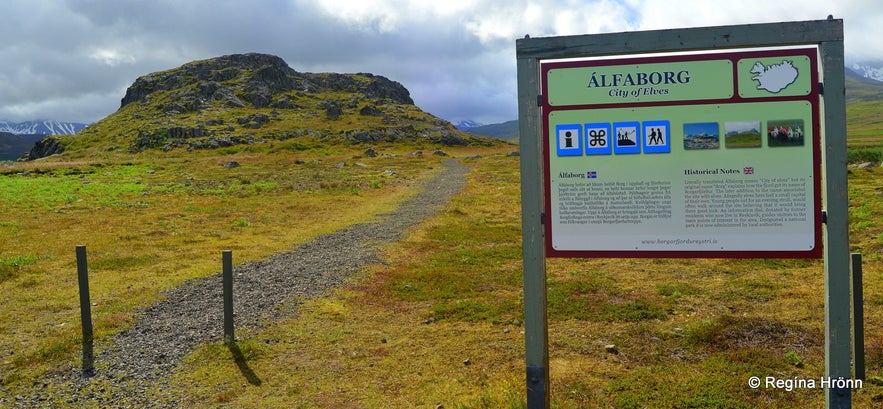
left=743, top=167, right=754, bottom=175
left=587, top=171, right=597, bottom=179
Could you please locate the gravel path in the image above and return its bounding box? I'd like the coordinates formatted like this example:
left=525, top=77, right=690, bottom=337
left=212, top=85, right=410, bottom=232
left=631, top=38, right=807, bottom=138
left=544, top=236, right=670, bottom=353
left=5, top=158, right=469, bottom=408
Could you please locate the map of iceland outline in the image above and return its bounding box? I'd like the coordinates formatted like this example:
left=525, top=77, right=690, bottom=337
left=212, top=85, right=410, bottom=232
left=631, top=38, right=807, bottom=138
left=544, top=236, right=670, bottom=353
left=750, top=60, right=798, bottom=93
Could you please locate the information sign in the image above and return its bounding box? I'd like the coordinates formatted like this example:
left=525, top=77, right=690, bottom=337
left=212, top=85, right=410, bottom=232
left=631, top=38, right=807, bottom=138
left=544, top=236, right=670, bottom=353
left=542, top=48, right=821, bottom=257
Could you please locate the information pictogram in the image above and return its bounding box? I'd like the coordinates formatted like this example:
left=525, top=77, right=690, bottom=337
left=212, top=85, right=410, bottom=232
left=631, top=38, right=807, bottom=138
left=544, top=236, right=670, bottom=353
left=555, top=124, right=582, bottom=156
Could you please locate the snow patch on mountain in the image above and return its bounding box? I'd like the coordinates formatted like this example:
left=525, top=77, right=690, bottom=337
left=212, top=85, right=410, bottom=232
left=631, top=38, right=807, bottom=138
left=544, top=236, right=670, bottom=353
left=850, top=62, right=883, bottom=83
left=455, top=120, right=484, bottom=131
left=0, top=120, right=87, bottom=135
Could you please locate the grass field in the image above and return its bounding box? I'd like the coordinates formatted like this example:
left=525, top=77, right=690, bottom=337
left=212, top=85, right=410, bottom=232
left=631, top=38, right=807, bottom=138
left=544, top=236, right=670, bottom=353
left=0, top=141, right=459, bottom=392
left=137, top=147, right=883, bottom=409
left=154, top=145, right=880, bottom=407
left=2, top=134, right=883, bottom=407
left=846, top=97, right=883, bottom=163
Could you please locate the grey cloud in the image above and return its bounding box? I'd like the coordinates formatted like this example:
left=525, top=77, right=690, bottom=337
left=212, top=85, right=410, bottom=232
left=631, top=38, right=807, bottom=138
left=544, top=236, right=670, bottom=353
left=20, top=0, right=879, bottom=126
left=1, top=0, right=519, bottom=124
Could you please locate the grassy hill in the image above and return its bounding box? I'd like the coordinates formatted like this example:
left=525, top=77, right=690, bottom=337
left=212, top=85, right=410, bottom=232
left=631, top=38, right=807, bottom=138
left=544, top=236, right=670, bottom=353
left=846, top=68, right=883, bottom=104
left=845, top=71, right=883, bottom=162
left=462, top=120, right=519, bottom=141
left=0, top=53, right=507, bottom=405
left=35, top=53, right=494, bottom=160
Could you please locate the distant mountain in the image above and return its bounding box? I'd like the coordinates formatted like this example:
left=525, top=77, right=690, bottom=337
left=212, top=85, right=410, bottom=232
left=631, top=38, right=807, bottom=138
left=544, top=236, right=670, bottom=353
left=455, top=120, right=484, bottom=130
left=846, top=67, right=882, bottom=86
left=0, top=132, right=44, bottom=161
left=461, top=120, right=518, bottom=141
left=846, top=67, right=883, bottom=103
left=850, top=61, right=883, bottom=83
left=0, top=120, right=87, bottom=135
left=845, top=64, right=883, bottom=135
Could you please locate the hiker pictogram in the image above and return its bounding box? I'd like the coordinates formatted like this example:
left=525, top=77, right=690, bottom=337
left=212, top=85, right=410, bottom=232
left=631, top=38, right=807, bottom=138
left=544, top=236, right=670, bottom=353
left=616, top=128, right=636, bottom=146
left=647, top=128, right=664, bottom=145
left=643, top=120, right=671, bottom=153
left=613, top=122, right=640, bottom=154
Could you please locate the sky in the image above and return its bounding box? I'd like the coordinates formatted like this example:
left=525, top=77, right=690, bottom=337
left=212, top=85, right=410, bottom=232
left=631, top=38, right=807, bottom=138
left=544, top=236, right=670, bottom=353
left=1, top=0, right=880, bottom=125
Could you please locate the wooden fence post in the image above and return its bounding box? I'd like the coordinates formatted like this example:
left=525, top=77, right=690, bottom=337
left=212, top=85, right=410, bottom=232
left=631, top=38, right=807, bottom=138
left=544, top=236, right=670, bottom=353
left=76, top=245, right=94, bottom=376
left=223, top=250, right=234, bottom=344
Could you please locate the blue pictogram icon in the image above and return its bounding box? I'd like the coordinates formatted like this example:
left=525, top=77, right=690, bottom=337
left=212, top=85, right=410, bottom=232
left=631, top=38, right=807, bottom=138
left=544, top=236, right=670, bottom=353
left=643, top=120, right=671, bottom=153
left=613, top=122, right=640, bottom=154
left=584, top=123, right=612, bottom=155
left=556, top=124, right=582, bottom=156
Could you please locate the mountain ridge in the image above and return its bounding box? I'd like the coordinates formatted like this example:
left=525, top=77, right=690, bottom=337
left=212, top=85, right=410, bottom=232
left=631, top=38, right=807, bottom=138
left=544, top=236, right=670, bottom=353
left=850, top=61, right=883, bottom=83
left=461, top=120, right=518, bottom=141
left=454, top=120, right=484, bottom=130
left=0, top=120, right=87, bottom=136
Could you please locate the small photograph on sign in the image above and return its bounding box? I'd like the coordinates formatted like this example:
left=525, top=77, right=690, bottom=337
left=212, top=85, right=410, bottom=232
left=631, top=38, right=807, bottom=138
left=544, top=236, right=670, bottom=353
left=683, top=122, right=720, bottom=150
left=642, top=120, right=670, bottom=153
left=767, top=119, right=805, bottom=147
left=613, top=121, right=640, bottom=154
left=584, top=123, right=612, bottom=155
left=724, top=121, right=762, bottom=148
left=555, top=124, right=583, bottom=156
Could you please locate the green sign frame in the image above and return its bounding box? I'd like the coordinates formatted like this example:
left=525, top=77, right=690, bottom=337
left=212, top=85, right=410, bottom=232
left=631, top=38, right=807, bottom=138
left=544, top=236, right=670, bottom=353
left=542, top=48, right=821, bottom=258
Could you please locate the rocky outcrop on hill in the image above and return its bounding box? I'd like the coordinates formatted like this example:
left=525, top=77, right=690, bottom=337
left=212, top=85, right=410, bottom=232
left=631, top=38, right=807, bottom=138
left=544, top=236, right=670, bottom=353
left=120, top=53, right=413, bottom=112
left=67, top=53, right=492, bottom=156
left=25, top=136, right=64, bottom=160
